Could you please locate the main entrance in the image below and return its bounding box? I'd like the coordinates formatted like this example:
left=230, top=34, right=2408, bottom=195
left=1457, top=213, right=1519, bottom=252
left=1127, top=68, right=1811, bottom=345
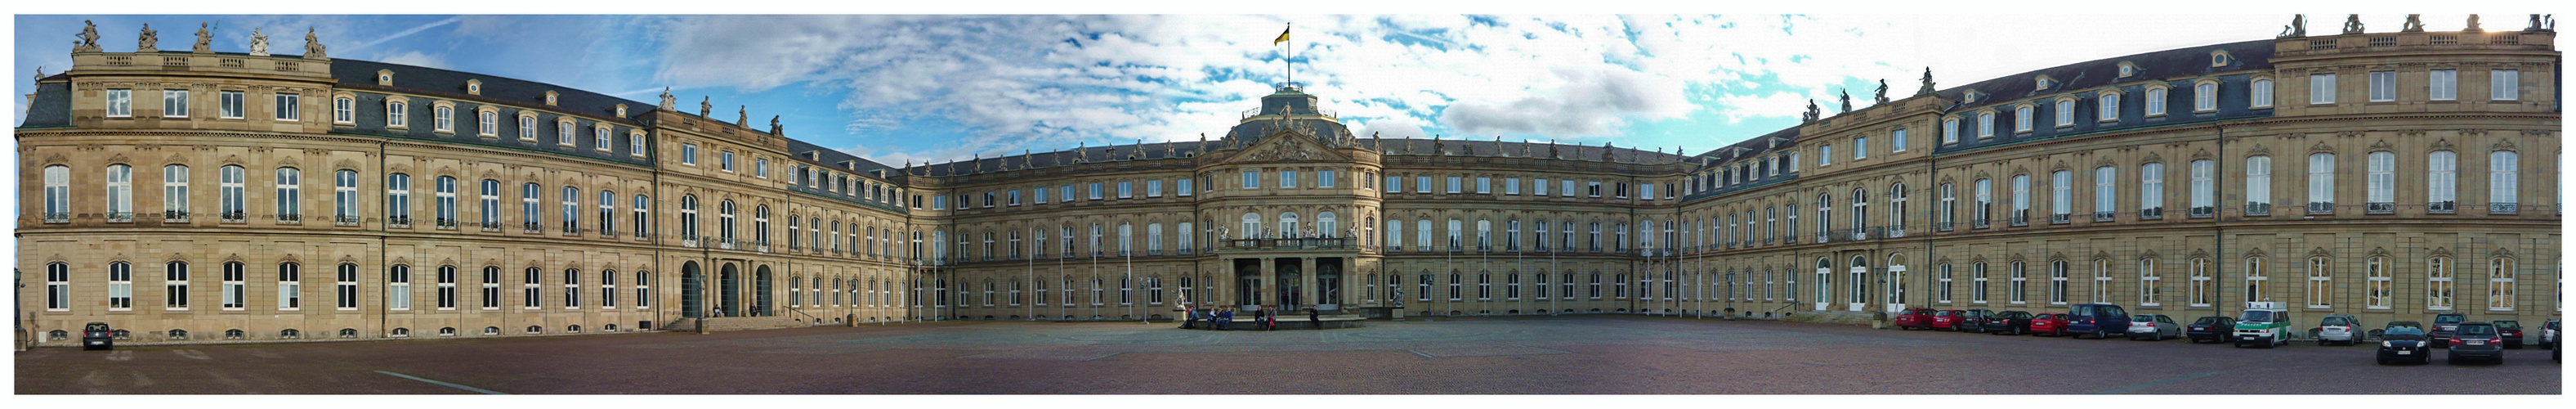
left=1228, top=256, right=1352, bottom=312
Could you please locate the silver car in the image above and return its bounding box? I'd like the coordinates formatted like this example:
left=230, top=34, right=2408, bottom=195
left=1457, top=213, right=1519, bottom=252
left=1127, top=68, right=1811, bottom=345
left=2127, top=314, right=2182, bottom=340
left=2317, top=314, right=2362, bottom=346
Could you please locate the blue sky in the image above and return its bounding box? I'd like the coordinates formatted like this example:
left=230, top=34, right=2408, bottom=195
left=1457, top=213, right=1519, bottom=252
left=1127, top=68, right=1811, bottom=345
left=16, top=14, right=2462, bottom=164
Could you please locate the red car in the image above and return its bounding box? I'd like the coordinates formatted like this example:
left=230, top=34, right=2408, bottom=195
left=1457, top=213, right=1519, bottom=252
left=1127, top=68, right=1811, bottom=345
left=1932, top=309, right=1968, bottom=330
left=1894, top=308, right=1939, bottom=330
left=2029, top=312, right=2073, bottom=336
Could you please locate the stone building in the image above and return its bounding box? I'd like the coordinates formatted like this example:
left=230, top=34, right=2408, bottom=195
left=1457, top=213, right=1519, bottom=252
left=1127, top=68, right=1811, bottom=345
left=15, top=17, right=2561, bottom=346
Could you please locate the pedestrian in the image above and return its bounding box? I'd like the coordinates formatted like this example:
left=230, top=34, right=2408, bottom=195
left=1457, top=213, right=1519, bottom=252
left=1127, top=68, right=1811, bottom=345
left=1181, top=305, right=1197, bottom=330
left=1214, top=307, right=1233, bottom=330
left=1262, top=306, right=1277, bottom=331
left=1308, top=307, right=1321, bottom=330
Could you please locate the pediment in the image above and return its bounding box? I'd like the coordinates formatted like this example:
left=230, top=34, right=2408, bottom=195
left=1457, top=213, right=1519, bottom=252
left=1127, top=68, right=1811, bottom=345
left=1222, top=128, right=1353, bottom=164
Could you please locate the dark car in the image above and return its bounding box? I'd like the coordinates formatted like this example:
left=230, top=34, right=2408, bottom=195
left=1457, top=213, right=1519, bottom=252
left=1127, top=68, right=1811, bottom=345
left=2430, top=312, right=2468, bottom=348
left=2493, top=320, right=2526, bottom=348
left=2377, top=324, right=2432, bottom=365
left=2447, top=321, right=2506, bottom=364
left=1985, top=310, right=2036, bottom=335
left=81, top=322, right=114, bottom=350
left=2028, top=312, right=2072, bottom=336
left=2185, top=316, right=2237, bottom=344
left=1894, top=308, right=1939, bottom=330
left=1954, top=308, right=1996, bottom=333
left=2064, top=303, right=2132, bottom=339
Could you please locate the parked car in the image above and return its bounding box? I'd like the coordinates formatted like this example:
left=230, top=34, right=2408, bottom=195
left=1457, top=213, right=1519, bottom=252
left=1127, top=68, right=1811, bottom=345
left=1894, top=308, right=1939, bottom=330
left=2429, top=312, right=2468, bottom=348
left=2185, top=316, right=2237, bottom=344
left=2316, top=314, right=2362, bottom=346
left=2541, top=319, right=2559, bottom=350
left=80, top=322, right=114, bottom=351
left=2234, top=302, right=2293, bottom=348
left=1954, top=308, right=1996, bottom=333
left=2064, top=303, right=2133, bottom=339
left=1931, top=309, right=1967, bottom=330
left=2128, top=314, right=2181, bottom=341
left=2446, top=321, right=2506, bottom=364
left=2493, top=320, right=2526, bottom=348
left=2028, top=313, right=2071, bottom=336
left=1985, top=310, right=2036, bottom=335
left=2377, top=324, right=2432, bottom=365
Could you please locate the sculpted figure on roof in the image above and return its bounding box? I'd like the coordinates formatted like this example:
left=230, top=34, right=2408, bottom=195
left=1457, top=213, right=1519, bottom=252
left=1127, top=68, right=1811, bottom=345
left=74, top=20, right=101, bottom=52
left=2341, top=15, right=2364, bottom=35
left=302, top=27, right=326, bottom=60
left=2279, top=14, right=2306, bottom=38
left=192, top=23, right=212, bottom=52
left=1875, top=79, right=1890, bottom=104
left=248, top=27, right=269, bottom=56
left=137, top=24, right=158, bottom=52
left=1917, top=67, right=1935, bottom=96
left=2402, top=15, right=2425, bottom=32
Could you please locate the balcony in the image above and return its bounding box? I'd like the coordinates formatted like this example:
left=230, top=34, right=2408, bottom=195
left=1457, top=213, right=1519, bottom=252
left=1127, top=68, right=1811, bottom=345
left=562, top=224, right=581, bottom=235
left=1849, top=227, right=1869, bottom=241
left=387, top=215, right=411, bottom=228
left=2303, top=202, right=2335, bottom=215
left=1886, top=225, right=1906, bottom=238
left=2049, top=213, right=2070, bottom=224
left=2140, top=208, right=2163, bottom=220
left=42, top=213, right=70, bottom=223
left=108, top=212, right=136, bottom=223
left=754, top=241, right=771, bottom=253
left=2094, top=211, right=2115, bottom=222
left=163, top=210, right=190, bottom=222
left=1763, top=237, right=1775, bottom=245
left=523, top=222, right=542, bottom=234
left=1223, top=237, right=1354, bottom=251
left=681, top=236, right=700, bottom=248
left=2427, top=200, right=2457, bottom=214
left=2189, top=206, right=2215, bottom=218
left=2489, top=202, right=2518, bottom=214
left=2244, top=202, right=2272, bottom=217
left=2366, top=202, right=2395, bottom=214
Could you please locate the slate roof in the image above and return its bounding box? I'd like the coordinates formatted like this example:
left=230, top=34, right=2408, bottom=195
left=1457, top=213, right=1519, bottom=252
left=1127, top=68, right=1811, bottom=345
left=1932, top=39, right=2275, bottom=112
left=329, top=59, right=649, bottom=125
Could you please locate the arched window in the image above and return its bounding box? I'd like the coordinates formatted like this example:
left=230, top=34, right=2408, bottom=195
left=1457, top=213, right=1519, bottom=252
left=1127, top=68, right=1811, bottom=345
left=2428, top=151, right=2458, bottom=212
left=1814, top=258, right=1833, bottom=305
left=2364, top=257, right=2391, bottom=309
left=42, top=165, right=70, bottom=222
left=2488, top=257, right=2516, bottom=310
left=2138, top=258, right=2161, bottom=307
left=2427, top=256, right=2455, bottom=309
left=1240, top=213, right=1262, bottom=240
left=2245, top=256, right=2268, bottom=304
left=1279, top=213, right=1299, bottom=238
left=679, top=196, right=700, bottom=242
left=2305, top=256, right=2332, bottom=308
left=2009, top=261, right=2028, bottom=304
left=2307, top=153, right=2336, bottom=213
left=105, top=164, right=136, bottom=222
left=2091, top=258, right=2111, bottom=303
left=1890, top=182, right=1907, bottom=233
left=2489, top=151, right=2519, bottom=213
left=1886, top=254, right=1907, bottom=305
left=1317, top=212, right=1339, bottom=238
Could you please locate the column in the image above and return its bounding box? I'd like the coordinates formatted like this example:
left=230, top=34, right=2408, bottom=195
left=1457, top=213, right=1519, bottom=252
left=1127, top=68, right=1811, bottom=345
left=1301, top=257, right=1320, bottom=308
left=1258, top=257, right=1274, bottom=308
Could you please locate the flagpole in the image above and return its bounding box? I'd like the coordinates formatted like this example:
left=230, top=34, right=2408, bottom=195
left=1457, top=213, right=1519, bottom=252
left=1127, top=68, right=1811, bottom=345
left=1286, top=22, right=1293, bottom=89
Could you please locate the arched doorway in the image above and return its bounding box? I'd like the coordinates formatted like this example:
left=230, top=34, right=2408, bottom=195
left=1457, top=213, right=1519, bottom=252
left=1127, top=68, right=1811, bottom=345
left=1849, top=255, right=1870, bottom=312
left=754, top=265, right=774, bottom=317
left=719, top=263, right=740, bottom=317
left=682, top=262, right=704, bottom=318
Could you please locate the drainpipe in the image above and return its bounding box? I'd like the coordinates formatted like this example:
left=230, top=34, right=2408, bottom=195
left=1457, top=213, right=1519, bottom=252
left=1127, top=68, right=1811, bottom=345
left=2213, top=124, right=2229, bottom=318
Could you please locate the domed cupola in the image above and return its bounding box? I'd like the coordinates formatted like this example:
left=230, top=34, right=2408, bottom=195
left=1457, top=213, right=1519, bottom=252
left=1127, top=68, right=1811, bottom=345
left=1223, top=83, right=1353, bottom=148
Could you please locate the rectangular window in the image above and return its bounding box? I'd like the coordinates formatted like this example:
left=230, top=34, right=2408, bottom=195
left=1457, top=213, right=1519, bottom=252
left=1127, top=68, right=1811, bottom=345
left=2098, top=93, right=2118, bottom=121
left=274, top=93, right=300, bottom=121
left=221, top=263, right=244, bottom=310
left=1281, top=171, right=1299, bottom=188
left=2145, top=88, right=2167, bottom=116
left=1820, top=145, right=1833, bottom=166
left=1089, top=182, right=1104, bottom=200
left=2190, top=160, right=2215, bottom=213
left=2246, top=155, right=2274, bottom=212
left=2194, top=83, right=2217, bottom=111
left=1535, top=178, right=1549, bottom=196
left=2430, top=70, right=2457, bottom=101
left=2490, top=70, right=2519, bottom=101
left=1385, top=175, right=1402, bottom=192
left=1242, top=171, right=1259, bottom=189
left=681, top=143, right=697, bottom=165
left=1854, top=137, right=1868, bottom=160
left=754, top=159, right=768, bottom=178
left=1476, top=177, right=1491, bottom=194
left=1176, top=178, right=1192, bottom=196
left=1118, top=181, right=1134, bottom=198
left=1447, top=176, right=1462, bottom=194
left=630, top=132, right=646, bottom=156
left=162, top=89, right=189, bottom=118
left=105, top=88, right=134, bottom=118
left=1978, top=112, right=1997, bottom=138
left=2309, top=74, right=2337, bottom=105
left=1418, top=176, right=1432, bottom=193
left=2368, top=71, right=2395, bottom=102
left=334, top=97, right=354, bottom=124
left=721, top=151, right=736, bottom=172
left=2140, top=163, right=2164, bottom=213
left=1505, top=178, right=1521, bottom=195
left=1319, top=170, right=1336, bottom=188
left=1942, top=119, right=1961, bottom=144
left=1147, top=180, right=1162, bottom=197
left=2055, top=100, right=2076, bottom=127
left=1890, top=128, right=1907, bottom=152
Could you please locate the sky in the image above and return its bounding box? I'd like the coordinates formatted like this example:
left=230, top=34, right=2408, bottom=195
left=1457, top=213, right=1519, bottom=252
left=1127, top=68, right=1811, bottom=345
left=6, top=13, right=2534, bottom=165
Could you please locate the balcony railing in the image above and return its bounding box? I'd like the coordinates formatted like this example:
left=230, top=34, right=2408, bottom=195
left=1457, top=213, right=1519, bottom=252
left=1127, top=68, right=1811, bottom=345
left=2140, top=207, right=2163, bottom=220
left=2093, top=211, right=2115, bottom=222
left=2427, top=200, right=2457, bottom=214
left=43, top=213, right=71, bottom=223
left=2244, top=202, right=2272, bottom=217
left=1849, top=227, right=1869, bottom=241
left=341, top=215, right=364, bottom=227
left=436, top=218, right=458, bottom=229
left=2366, top=202, right=2395, bottom=214
left=1971, top=218, right=1990, bottom=229
left=220, top=211, right=245, bottom=223
left=2489, top=202, right=2518, bottom=214
left=2189, top=206, right=2215, bottom=218
left=2305, top=202, right=2335, bottom=215
left=1223, top=237, right=1353, bottom=250
left=523, top=222, right=542, bottom=234
left=273, top=213, right=299, bottom=223
left=2010, top=215, right=2030, bottom=227
left=108, top=212, right=135, bottom=223
left=2049, top=213, right=2071, bottom=224
left=1886, top=225, right=1906, bottom=238
left=1814, top=231, right=1833, bottom=244
left=163, top=210, right=190, bottom=222
left=1935, top=221, right=1953, bottom=231
left=681, top=236, right=700, bottom=248
left=387, top=215, right=411, bottom=228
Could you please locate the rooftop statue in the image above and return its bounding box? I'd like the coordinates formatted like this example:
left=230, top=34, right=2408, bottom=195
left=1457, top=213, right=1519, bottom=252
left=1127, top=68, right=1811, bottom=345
left=1916, top=67, right=1935, bottom=96
left=302, top=27, right=326, bottom=60
left=248, top=27, right=269, bottom=56
left=2402, top=14, right=2424, bottom=32
left=1875, top=79, right=1890, bottom=104
left=137, top=24, right=158, bottom=52
left=74, top=20, right=101, bottom=52
left=700, top=97, right=712, bottom=117
left=659, top=88, right=675, bottom=111
left=737, top=106, right=747, bottom=125
left=1802, top=99, right=1820, bottom=123
left=2341, top=14, right=2364, bottom=35
left=192, top=23, right=212, bottom=52
left=1838, top=88, right=1853, bottom=112
left=2466, top=14, right=2482, bottom=31
left=2279, top=14, right=2307, bottom=38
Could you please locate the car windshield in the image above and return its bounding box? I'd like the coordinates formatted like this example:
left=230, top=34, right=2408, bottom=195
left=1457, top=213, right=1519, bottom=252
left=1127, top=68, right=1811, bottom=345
left=2457, top=325, right=2497, bottom=336
left=2194, top=317, right=2226, bottom=325
left=2493, top=321, right=2520, bottom=330
left=2133, top=315, right=2155, bottom=321
left=2322, top=317, right=2352, bottom=326
left=2435, top=314, right=2465, bottom=324
left=2385, top=326, right=2426, bottom=336
left=2238, top=310, right=2277, bottom=323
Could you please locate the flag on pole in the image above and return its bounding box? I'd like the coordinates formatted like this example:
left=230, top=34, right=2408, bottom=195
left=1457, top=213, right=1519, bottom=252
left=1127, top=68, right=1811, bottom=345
left=1273, top=26, right=1290, bottom=44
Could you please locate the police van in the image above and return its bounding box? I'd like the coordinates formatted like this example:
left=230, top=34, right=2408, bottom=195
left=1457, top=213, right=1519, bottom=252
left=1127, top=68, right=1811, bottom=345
left=2234, top=302, right=2292, bottom=348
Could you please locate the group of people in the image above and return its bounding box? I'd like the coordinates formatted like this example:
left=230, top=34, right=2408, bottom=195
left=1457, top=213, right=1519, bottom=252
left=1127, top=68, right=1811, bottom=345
left=1179, top=304, right=1324, bottom=330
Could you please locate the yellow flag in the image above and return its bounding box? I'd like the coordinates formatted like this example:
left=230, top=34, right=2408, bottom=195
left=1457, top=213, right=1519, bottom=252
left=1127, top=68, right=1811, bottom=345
left=1273, top=26, right=1290, bottom=44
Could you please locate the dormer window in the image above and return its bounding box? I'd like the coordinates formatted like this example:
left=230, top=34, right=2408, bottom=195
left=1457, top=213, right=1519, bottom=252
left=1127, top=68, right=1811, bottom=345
left=2034, top=75, right=2054, bottom=91
left=543, top=91, right=558, bottom=106
left=1964, top=90, right=1983, bottom=104
left=376, top=70, right=394, bottom=86
left=2211, top=51, right=2232, bottom=67
left=615, top=104, right=628, bottom=117
left=466, top=79, right=482, bottom=96
left=2118, top=62, right=2136, bottom=78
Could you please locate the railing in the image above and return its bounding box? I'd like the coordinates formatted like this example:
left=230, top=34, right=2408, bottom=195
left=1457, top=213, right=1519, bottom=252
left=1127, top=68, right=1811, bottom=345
left=2049, top=213, right=2071, bottom=224
left=718, top=239, right=738, bottom=249
left=43, top=213, right=71, bottom=223
left=2093, top=211, right=2115, bottom=222
left=2427, top=200, right=2457, bottom=214
left=437, top=218, right=458, bottom=229
left=2489, top=202, right=2518, bottom=214
left=1814, top=231, right=1833, bottom=244
left=220, top=211, right=245, bottom=223
left=2189, top=206, right=2215, bottom=218
left=2305, top=202, right=2335, bottom=215
left=754, top=241, right=771, bottom=253
left=387, top=215, right=411, bottom=228
left=2366, top=202, right=2395, bottom=214
left=1849, top=227, right=1869, bottom=241
left=563, top=223, right=581, bottom=235
left=342, top=215, right=364, bottom=227
left=2244, top=202, right=2272, bottom=216
left=272, top=213, right=297, bottom=223
left=107, top=212, right=135, bottom=222
left=2140, top=208, right=2163, bottom=220
left=1764, top=237, right=1775, bottom=245
left=1224, top=237, right=1354, bottom=251
left=1886, top=225, right=1906, bottom=238
left=164, top=210, right=190, bottom=222
left=524, top=222, right=543, bottom=234
left=2010, top=215, right=2030, bottom=227
left=681, top=236, right=700, bottom=248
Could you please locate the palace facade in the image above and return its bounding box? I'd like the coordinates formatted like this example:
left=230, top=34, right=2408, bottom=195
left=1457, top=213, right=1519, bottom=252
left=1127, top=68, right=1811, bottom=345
left=15, top=19, right=2561, bottom=346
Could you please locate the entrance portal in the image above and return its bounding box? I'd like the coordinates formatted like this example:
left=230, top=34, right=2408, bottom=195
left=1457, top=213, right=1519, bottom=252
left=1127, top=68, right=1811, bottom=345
left=1274, top=258, right=1302, bottom=311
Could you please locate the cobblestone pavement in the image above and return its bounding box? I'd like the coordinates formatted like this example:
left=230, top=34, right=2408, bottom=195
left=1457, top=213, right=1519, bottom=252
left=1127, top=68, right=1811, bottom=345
left=15, top=315, right=2561, bottom=394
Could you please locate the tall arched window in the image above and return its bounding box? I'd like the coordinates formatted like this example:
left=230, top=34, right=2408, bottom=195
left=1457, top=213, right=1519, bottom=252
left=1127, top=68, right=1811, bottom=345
left=2489, top=151, right=2519, bottom=213
left=678, top=196, right=700, bottom=242
left=2189, top=258, right=2211, bottom=307
left=2428, top=151, right=2458, bottom=213
left=42, top=165, right=71, bottom=222
left=1815, top=193, right=1833, bottom=239
left=163, top=164, right=191, bottom=222
left=2009, top=261, right=2028, bottom=304
left=2246, top=155, right=2274, bottom=214
left=2365, top=257, right=2390, bottom=309
left=2305, top=256, right=2332, bottom=308
left=1814, top=257, right=1833, bottom=305
left=2092, top=258, right=2112, bottom=303
left=2488, top=257, right=2516, bottom=310
left=432, top=176, right=455, bottom=228
left=2366, top=151, right=2395, bottom=213
left=717, top=200, right=737, bottom=245
left=2427, top=256, right=2455, bottom=309
left=1849, top=188, right=1867, bottom=237
left=1889, top=182, right=1907, bottom=233
left=2048, top=260, right=2069, bottom=304
left=1240, top=213, right=1262, bottom=240
left=2138, top=258, right=2159, bottom=306
left=1476, top=219, right=1493, bottom=251
left=1317, top=212, right=1338, bottom=238
left=2245, top=256, right=2268, bottom=304
left=1279, top=213, right=1300, bottom=238
left=2307, top=153, right=2336, bottom=213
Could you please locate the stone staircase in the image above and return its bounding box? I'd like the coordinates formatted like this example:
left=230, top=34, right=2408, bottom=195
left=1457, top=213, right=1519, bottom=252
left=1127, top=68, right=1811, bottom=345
left=661, top=316, right=835, bottom=332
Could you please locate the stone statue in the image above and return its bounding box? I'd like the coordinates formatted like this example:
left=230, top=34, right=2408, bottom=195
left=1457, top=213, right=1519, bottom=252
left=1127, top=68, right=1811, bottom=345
left=74, top=20, right=101, bottom=52
left=1547, top=142, right=1559, bottom=159
left=302, top=27, right=326, bottom=60
left=34, top=66, right=45, bottom=83
left=659, top=88, right=675, bottom=111
left=2531, top=14, right=2545, bottom=31
left=1802, top=99, right=1820, bottom=123
left=2529, top=14, right=2554, bottom=32
left=1433, top=135, right=1444, bottom=155
left=2341, top=14, right=2364, bottom=35
left=1838, top=89, right=1853, bottom=112
left=248, top=27, right=269, bottom=56
left=137, top=24, right=158, bottom=52
left=1600, top=142, right=1615, bottom=161
left=1916, top=67, right=1935, bottom=96
left=1874, top=79, right=1890, bottom=104
left=737, top=106, right=747, bottom=125
left=2279, top=14, right=2307, bottom=38
left=699, top=97, right=712, bottom=117
left=769, top=115, right=783, bottom=135
left=2466, top=15, right=2482, bottom=32
left=2402, top=14, right=2424, bottom=32
left=192, top=23, right=212, bottom=52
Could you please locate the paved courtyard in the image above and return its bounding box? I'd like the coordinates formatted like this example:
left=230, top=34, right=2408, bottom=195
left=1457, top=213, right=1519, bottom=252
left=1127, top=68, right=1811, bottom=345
left=14, top=315, right=2561, bottom=394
